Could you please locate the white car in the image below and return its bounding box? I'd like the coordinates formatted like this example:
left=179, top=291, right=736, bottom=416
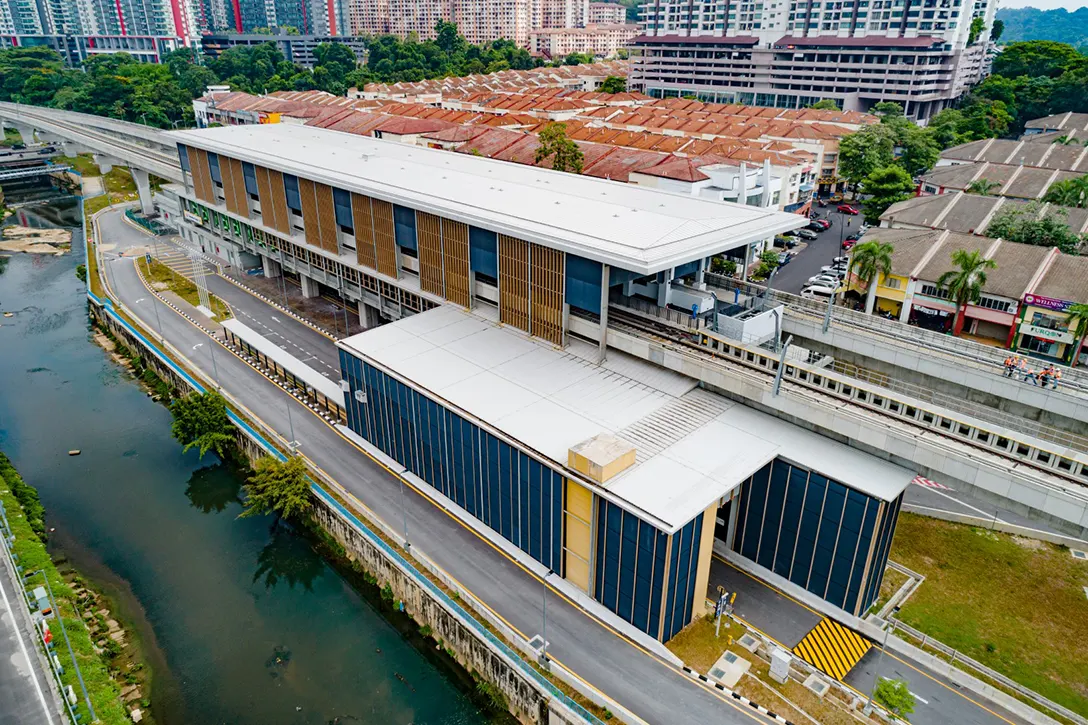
left=807, top=274, right=840, bottom=287
left=820, top=265, right=847, bottom=278
left=801, top=285, right=837, bottom=300
left=833, top=256, right=851, bottom=265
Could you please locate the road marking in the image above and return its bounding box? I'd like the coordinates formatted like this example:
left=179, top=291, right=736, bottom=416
left=878, top=677, right=929, bottom=705
left=793, top=619, right=871, bottom=680
left=193, top=343, right=203, bottom=350
left=270, top=315, right=282, bottom=323
left=0, top=562, right=57, bottom=725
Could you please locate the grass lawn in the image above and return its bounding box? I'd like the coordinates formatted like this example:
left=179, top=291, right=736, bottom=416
left=54, top=153, right=101, bottom=176
left=142, top=258, right=232, bottom=321
left=669, top=615, right=873, bottom=725
left=890, top=513, right=1088, bottom=716
left=1, top=128, right=21, bottom=146
left=104, top=167, right=137, bottom=195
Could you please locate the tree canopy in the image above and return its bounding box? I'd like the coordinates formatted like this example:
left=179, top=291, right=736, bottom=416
left=170, top=391, right=236, bottom=460
left=985, top=202, right=1086, bottom=253
left=599, top=76, right=627, bottom=94
left=241, top=455, right=313, bottom=523
left=535, top=122, right=584, bottom=173
left=994, top=7, right=1088, bottom=52
left=859, top=165, right=915, bottom=223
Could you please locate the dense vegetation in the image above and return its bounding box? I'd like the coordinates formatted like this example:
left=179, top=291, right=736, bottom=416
left=995, top=7, right=1088, bottom=52
left=0, top=22, right=597, bottom=127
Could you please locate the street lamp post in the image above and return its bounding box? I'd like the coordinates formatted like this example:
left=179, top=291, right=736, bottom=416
left=865, top=622, right=893, bottom=713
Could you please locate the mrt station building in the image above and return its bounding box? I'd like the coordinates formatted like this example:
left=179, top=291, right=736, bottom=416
left=167, top=124, right=913, bottom=641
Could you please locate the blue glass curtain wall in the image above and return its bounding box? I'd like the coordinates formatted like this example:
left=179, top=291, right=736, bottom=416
left=207, top=152, right=222, bottom=184
left=469, top=226, right=498, bottom=277
left=283, top=174, right=302, bottom=212
left=241, top=161, right=258, bottom=196
left=340, top=350, right=564, bottom=573
left=178, top=144, right=190, bottom=172
left=593, top=499, right=702, bottom=641
left=565, top=254, right=603, bottom=315
left=731, top=459, right=895, bottom=616
left=393, top=204, right=417, bottom=251
left=333, top=188, right=353, bottom=231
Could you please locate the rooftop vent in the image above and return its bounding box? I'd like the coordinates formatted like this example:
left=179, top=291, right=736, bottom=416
left=568, top=434, right=636, bottom=484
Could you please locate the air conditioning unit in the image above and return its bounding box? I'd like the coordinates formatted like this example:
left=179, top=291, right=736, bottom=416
left=340, top=380, right=350, bottom=392
left=354, top=390, right=367, bottom=403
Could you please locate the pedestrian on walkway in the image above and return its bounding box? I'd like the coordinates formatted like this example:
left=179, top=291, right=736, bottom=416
left=1024, top=367, right=1039, bottom=386
left=1016, top=357, right=1028, bottom=380
left=1003, top=355, right=1014, bottom=377
left=1048, top=365, right=1062, bottom=390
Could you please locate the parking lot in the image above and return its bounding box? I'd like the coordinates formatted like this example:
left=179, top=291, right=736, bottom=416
left=769, top=205, right=865, bottom=295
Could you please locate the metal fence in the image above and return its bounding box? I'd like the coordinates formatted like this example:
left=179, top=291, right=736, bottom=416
left=882, top=617, right=1087, bottom=725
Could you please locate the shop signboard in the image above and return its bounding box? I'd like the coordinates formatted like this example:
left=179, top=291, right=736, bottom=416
left=183, top=210, right=203, bottom=226
left=1022, top=294, right=1073, bottom=313
left=1021, top=323, right=1073, bottom=344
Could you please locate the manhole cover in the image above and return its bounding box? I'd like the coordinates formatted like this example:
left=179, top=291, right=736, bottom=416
left=1072, top=549, right=1087, bottom=560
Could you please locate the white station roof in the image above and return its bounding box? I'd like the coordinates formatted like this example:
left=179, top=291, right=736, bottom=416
left=168, top=124, right=805, bottom=275
left=221, top=318, right=343, bottom=403
left=339, top=306, right=914, bottom=532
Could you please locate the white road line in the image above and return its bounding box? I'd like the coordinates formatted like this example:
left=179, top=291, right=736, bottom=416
left=924, top=487, right=1004, bottom=522
left=0, top=565, right=57, bottom=725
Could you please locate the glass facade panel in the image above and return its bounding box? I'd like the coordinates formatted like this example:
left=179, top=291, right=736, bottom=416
left=565, top=254, right=603, bottom=315
left=333, top=188, right=353, bottom=231
left=345, top=355, right=565, bottom=574
left=283, top=174, right=302, bottom=212
left=207, top=152, right=221, bottom=184
left=594, top=499, right=672, bottom=638
left=469, top=226, right=498, bottom=277
left=178, top=144, right=190, bottom=173
left=242, top=161, right=258, bottom=196
left=730, top=459, right=902, bottom=615
left=393, top=204, right=417, bottom=251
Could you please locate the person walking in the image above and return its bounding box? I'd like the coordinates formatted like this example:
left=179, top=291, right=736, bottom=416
left=1024, top=366, right=1039, bottom=386
left=1048, top=365, right=1062, bottom=390
left=1016, top=357, right=1028, bottom=381
left=1003, top=355, right=1014, bottom=377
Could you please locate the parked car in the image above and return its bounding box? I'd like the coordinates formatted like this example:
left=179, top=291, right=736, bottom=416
left=807, top=274, right=840, bottom=287
left=833, top=256, right=851, bottom=265
left=821, top=265, right=847, bottom=278
left=837, top=204, right=860, bottom=215
left=783, top=229, right=800, bottom=237
left=813, top=219, right=831, bottom=229
left=806, top=222, right=825, bottom=232
left=801, top=285, right=837, bottom=300
left=796, top=229, right=818, bottom=240
left=778, top=252, right=793, bottom=267
left=842, top=239, right=857, bottom=250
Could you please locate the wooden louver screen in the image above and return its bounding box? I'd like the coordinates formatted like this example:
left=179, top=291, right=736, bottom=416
left=351, top=192, right=378, bottom=271
left=255, top=165, right=291, bottom=234
left=188, top=147, right=215, bottom=204
left=298, top=178, right=338, bottom=254
left=370, top=199, right=399, bottom=279
left=416, top=212, right=445, bottom=297
left=499, top=234, right=531, bottom=335
left=221, top=157, right=248, bottom=216
left=530, top=242, right=565, bottom=346
left=442, top=219, right=471, bottom=309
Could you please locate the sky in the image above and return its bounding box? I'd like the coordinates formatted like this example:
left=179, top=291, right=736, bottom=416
left=997, top=0, right=1087, bottom=9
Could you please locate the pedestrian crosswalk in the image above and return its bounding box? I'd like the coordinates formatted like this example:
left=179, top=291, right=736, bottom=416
left=793, top=618, right=871, bottom=680
left=153, top=245, right=213, bottom=281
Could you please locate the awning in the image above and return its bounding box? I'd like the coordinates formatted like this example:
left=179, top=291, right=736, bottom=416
left=221, top=318, right=343, bottom=403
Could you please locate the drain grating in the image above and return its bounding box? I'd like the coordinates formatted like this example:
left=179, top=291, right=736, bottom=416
left=1072, top=549, right=1087, bottom=561
left=738, top=634, right=760, bottom=653
left=803, top=673, right=830, bottom=698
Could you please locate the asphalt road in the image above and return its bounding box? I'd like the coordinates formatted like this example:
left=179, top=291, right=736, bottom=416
left=97, top=209, right=783, bottom=725
left=770, top=208, right=865, bottom=295
left=0, top=547, right=59, bottom=725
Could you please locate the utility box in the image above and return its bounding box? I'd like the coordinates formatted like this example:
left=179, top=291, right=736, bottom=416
left=568, top=434, right=636, bottom=483
left=770, top=648, right=791, bottom=684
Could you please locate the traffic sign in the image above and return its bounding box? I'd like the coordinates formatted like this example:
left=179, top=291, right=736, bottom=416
left=145, top=253, right=151, bottom=265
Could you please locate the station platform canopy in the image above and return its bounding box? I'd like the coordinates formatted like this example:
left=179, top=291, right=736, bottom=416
left=339, top=306, right=915, bottom=532
left=221, top=317, right=343, bottom=403
left=169, top=124, right=805, bottom=275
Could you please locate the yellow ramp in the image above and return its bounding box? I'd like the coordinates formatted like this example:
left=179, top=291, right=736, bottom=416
left=793, top=618, right=871, bottom=680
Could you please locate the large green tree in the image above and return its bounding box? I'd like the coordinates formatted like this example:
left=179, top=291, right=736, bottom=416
left=535, top=122, right=584, bottom=173
left=170, top=391, right=236, bottom=459
left=599, top=76, right=627, bottom=93
left=838, top=124, right=894, bottom=192
left=992, top=40, right=1083, bottom=78
left=938, top=249, right=997, bottom=336
left=859, top=165, right=915, bottom=223
left=898, top=126, right=941, bottom=177
left=240, top=455, right=312, bottom=523
left=985, top=202, right=1085, bottom=253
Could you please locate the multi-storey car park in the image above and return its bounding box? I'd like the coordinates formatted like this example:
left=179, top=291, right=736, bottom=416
left=167, top=123, right=915, bottom=641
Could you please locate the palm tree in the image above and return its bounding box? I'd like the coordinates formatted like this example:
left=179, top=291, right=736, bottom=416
left=938, top=249, right=997, bottom=336
left=1065, top=303, right=1088, bottom=367
left=965, top=179, right=1000, bottom=196
left=1042, top=175, right=1088, bottom=209
left=849, top=240, right=894, bottom=315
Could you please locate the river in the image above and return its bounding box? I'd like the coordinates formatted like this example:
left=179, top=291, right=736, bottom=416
left=0, top=194, right=494, bottom=725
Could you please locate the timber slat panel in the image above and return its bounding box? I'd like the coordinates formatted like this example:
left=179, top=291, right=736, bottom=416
left=352, top=192, right=378, bottom=271
left=371, top=199, right=399, bottom=278
left=221, top=157, right=247, bottom=216
left=298, top=178, right=321, bottom=250
left=499, top=234, right=530, bottom=334
left=416, top=212, right=445, bottom=297
left=255, top=165, right=289, bottom=234
left=266, top=169, right=291, bottom=234
left=442, top=219, right=471, bottom=308
left=189, top=148, right=215, bottom=204
left=313, top=182, right=338, bottom=253
left=530, top=243, right=565, bottom=346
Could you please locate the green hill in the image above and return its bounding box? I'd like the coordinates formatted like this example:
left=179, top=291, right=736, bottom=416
left=996, top=7, right=1088, bottom=51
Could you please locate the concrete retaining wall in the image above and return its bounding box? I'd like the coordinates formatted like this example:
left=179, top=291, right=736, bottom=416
left=87, top=301, right=593, bottom=725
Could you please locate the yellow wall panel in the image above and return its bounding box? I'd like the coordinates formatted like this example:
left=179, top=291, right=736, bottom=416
left=313, top=181, right=338, bottom=253
left=416, top=211, right=445, bottom=297
left=691, top=504, right=718, bottom=619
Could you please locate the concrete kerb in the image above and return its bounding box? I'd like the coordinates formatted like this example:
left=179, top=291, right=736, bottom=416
left=719, top=548, right=1072, bottom=725
left=900, top=503, right=1088, bottom=549
left=679, top=666, right=798, bottom=724
left=90, top=208, right=619, bottom=725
